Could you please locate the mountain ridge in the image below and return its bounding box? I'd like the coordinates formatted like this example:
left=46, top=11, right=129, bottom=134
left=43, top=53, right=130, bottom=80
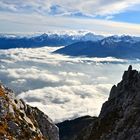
left=54, top=36, right=140, bottom=59
left=0, top=33, right=103, bottom=49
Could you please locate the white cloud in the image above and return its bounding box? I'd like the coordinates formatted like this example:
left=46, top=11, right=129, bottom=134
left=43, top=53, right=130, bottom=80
left=0, top=0, right=140, bottom=17
left=6, top=68, right=60, bottom=83
left=59, top=72, right=85, bottom=77
left=0, top=1, right=140, bottom=35
left=0, top=12, right=140, bottom=35
left=17, top=84, right=111, bottom=122
left=0, top=47, right=140, bottom=122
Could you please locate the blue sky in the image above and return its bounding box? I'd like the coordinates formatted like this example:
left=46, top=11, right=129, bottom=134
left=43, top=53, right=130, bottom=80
left=0, top=0, right=140, bottom=35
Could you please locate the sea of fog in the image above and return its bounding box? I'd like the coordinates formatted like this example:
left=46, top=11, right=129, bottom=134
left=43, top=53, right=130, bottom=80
left=0, top=46, right=140, bottom=123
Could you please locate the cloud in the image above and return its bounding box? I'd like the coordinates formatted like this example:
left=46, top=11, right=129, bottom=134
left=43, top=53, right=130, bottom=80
left=5, top=68, right=60, bottom=83
left=0, top=0, right=140, bottom=17
left=0, top=12, right=140, bottom=35
left=0, top=1, right=140, bottom=35
left=0, top=46, right=140, bottom=122
left=17, top=84, right=111, bottom=122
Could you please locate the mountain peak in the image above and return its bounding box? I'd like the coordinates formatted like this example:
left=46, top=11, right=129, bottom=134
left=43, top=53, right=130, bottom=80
left=58, top=66, right=140, bottom=140
left=79, top=66, right=140, bottom=140
left=122, top=65, right=138, bottom=82
left=100, top=35, right=135, bottom=46
left=128, top=65, right=132, bottom=71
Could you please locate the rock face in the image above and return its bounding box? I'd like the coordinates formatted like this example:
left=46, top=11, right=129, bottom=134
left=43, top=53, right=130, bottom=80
left=58, top=65, right=140, bottom=140
left=57, top=116, right=97, bottom=140
left=0, top=84, right=59, bottom=140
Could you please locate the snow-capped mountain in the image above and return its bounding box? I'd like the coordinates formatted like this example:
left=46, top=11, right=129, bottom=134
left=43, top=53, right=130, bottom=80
left=0, top=32, right=104, bottom=49
left=54, top=35, right=140, bottom=59
left=101, top=35, right=140, bottom=45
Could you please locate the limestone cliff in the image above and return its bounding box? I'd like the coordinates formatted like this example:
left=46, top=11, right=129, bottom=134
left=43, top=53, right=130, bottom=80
left=0, top=84, right=59, bottom=140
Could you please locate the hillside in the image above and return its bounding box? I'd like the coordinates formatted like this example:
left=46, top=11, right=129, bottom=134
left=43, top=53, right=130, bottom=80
left=0, top=84, right=59, bottom=140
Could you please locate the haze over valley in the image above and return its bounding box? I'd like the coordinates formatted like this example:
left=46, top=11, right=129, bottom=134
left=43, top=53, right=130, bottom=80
left=0, top=45, right=140, bottom=122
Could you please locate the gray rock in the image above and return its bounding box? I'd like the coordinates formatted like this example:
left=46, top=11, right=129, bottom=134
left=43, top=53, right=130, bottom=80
left=0, top=84, right=59, bottom=140
left=74, top=65, right=140, bottom=140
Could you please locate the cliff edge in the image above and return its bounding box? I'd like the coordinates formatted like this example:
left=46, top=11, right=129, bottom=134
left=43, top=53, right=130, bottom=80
left=58, top=66, right=140, bottom=140
left=0, top=84, right=59, bottom=140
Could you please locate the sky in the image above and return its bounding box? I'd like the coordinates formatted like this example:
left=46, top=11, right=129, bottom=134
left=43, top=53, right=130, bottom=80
left=0, top=0, right=140, bottom=35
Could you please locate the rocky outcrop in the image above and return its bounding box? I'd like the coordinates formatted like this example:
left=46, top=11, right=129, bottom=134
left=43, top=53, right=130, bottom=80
left=57, top=116, right=97, bottom=140
left=75, top=65, right=140, bottom=140
left=58, top=65, right=140, bottom=140
left=0, top=84, right=59, bottom=140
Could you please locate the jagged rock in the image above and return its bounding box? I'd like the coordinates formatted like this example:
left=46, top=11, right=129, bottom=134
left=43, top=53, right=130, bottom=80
left=74, top=65, right=140, bottom=140
left=0, top=84, right=59, bottom=140
left=58, top=66, right=140, bottom=140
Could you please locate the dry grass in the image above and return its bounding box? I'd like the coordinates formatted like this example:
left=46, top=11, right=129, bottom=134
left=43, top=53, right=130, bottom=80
left=0, top=86, right=5, bottom=97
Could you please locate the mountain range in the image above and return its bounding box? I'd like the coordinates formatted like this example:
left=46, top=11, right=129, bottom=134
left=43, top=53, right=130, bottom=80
left=54, top=35, right=140, bottom=59
left=1, top=33, right=140, bottom=59
left=0, top=33, right=103, bottom=49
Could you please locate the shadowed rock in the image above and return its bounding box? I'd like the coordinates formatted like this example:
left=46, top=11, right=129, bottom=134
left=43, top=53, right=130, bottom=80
left=58, top=65, right=140, bottom=140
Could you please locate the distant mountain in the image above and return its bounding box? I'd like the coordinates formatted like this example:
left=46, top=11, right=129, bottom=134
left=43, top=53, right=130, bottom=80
left=58, top=66, right=140, bottom=140
left=0, top=33, right=103, bottom=49
left=0, top=83, right=59, bottom=140
left=54, top=35, right=140, bottom=59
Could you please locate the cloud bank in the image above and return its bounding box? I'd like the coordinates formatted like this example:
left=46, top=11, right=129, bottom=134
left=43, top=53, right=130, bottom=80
left=0, top=46, right=140, bottom=122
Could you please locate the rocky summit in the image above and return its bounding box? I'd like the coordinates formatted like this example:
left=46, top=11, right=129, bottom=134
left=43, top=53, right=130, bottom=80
left=58, top=65, right=140, bottom=140
left=0, top=84, right=59, bottom=140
